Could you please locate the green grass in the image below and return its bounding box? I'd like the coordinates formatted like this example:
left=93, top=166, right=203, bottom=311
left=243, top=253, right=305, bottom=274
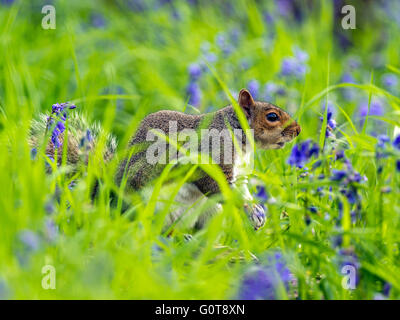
left=0, top=0, right=400, bottom=299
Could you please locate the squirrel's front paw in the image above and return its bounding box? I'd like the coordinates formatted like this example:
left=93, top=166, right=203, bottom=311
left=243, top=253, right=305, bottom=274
left=245, top=203, right=266, bottom=230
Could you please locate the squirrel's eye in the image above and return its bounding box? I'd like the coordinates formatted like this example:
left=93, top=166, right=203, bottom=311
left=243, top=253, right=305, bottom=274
left=266, top=112, right=279, bottom=122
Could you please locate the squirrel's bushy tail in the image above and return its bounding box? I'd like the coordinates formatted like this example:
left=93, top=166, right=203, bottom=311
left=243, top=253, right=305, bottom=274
left=29, top=104, right=117, bottom=172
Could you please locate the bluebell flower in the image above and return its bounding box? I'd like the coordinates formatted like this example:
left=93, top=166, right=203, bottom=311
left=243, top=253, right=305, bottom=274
left=396, top=160, right=400, bottom=172
left=293, top=47, right=309, bottom=63
left=381, top=186, right=392, bottom=194
left=281, top=57, right=306, bottom=79
left=44, top=218, right=58, bottom=242
left=0, top=0, right=15, bottom=5
left=377, top=134, right=390, bottom=148
left=382, top=73, right=398, bottom=89
left=376, top=135, right=390, bottom=160
left=19, top=230, right=40, bottom=252
left=263, top=11, right=274, bottom=25
left=308, top=206, right=317, bottom=214
left=240, top=58, right=251, bottom=71
left=188, top=63, right=202, bottom=81
left=335, top=150, right=345, bottom=161
left=262, top=82, right=285, bottom=101
left=320, top=101, right=337, bottom=137
left=30, top=148, right=37, bottom=160
left=288, top=140, right=319, bottom=168
left=45, top=200, right=55, bottom=214
left=127, top=0, right=146, bottom=12
left=238, top=252, right=292, bottom=300
left=332, top=234, right=343, bottom=248
left=229, top=28, right=240, bottom=46
left=247, top=80, right=260, bottom=100
left=276, top=0, right=292, bottom=17
left=91, top=13, right=106, bottom=28
left=309, top=143, right=319, bottom=158
left=347, top=56, right=361, bottom=70
left=341, top=72, right=355, bottom=84
left=262, top=82, right=276, bottom=101
left=47, top=102, right=77, bottom=150
left=45, top=156, right=54, bottom=171
left=256, top=185, right=268, bottom=202
left=215, top=33, right=233, bottom=56
left=340, top=72, right=356, bottom=100
left=86, top=129, right=93, bottom=143
left=275, top=0, right=303, bottom=22
left=186, top=82, right=201, bottom=107
left=68, top=180, right=77, bottom=190
left=204, top=52, right=217, bottom=64
left=331, top=169, right=347, bottom=181
left=359, top=99, right=384, bottom=129
left=312, top=160, right=322, bottom=169
left=383, top=282, right=391, bottom=297
left=393, top=135, right=400, bottom=150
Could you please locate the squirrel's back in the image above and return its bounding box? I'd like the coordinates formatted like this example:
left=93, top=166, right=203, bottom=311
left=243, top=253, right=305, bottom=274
left=130, top=110, right=203, bottom=145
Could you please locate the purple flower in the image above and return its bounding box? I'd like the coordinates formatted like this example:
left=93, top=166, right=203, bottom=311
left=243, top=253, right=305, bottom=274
left=204, top=52, right=217, bottom=64
left=56, top=121, right=65, bottom=133
left=288, top=140, right=319, bottom=168
left=86, top=129, right=93, bottom=143
left=19, top=230, right=40, bottom=252
left=262, top=82, right=285, bottom=101
left=45, top=200, right=55, bottom=214
left=30, top=148, right=37, bottom=160
left=344, top=188, right=358, bottom=204
left=256, top=185, right=268, bottom=202
left=335, top=150, right=345, bottom=161
left=377, top=134, right=390, bottom=148
left=331, top=169, right=347, bottom=181
left=341, top=73, right=355, bottom=84
left=44, top=219, right=58, bottom=242
left=293, top=47, right=309, bottom=63
left=281, top=58, right=306, bottom=79
left=215, top=33, right=233, bottom=56
left=320, top=101, right=337, bottom=136
left=229, top=28, right=240, bottom=45
left=238, top=252, right=292, bottom=300
left=91, top=13, right=106, bottom=28
left=359, top=99, right=384, bottom=118
left=382, top=73, right=398, bottom=89
left=383, top=282, right=391, bottom=297
left=186, top=82, right=201, bottom=107
left=188, top=63, right=202, bottom=81
left=347, top=57, right=361, bottom=70
left=0, top=0, right=15, bottom=5
left=240, top=58, right=251, bottom=71
left=393, top=135, right=400, bottom=150
left=51, top=131, right=61, bottom=148
left=396, top=160, right=400, bottom=172
left=340, top=73, right=356, bottom=100
left=308, top=206, right=318, bottom=213
left=247, top=80, right=260, bottom=100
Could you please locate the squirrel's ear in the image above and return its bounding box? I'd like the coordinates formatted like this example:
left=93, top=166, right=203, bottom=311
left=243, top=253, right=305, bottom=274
left=238, top=89, right=255, bottom=117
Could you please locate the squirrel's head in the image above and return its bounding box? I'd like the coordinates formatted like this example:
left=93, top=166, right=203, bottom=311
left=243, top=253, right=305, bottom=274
left=238, top=88, right=301, bottom=149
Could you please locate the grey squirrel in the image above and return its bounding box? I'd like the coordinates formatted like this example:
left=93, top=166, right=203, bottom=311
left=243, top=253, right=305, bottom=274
left=30, top=89, right=301, bottom=231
